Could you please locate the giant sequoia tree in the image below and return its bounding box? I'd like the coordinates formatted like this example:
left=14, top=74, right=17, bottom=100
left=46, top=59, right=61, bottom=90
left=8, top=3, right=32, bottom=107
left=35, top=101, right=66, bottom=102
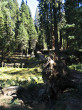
left=37, top=0, right=65, bottom=51
left=36, top=0, right=82, bottom=51
left=37, top=0, right=82, bottom=104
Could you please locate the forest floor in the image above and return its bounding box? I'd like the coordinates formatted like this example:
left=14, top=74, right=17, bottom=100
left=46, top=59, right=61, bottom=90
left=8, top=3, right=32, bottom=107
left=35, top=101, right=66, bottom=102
left=0, top=84, right=46, bottom=110
left=0, top=54, right=82, bottom=110
left=0, top=55, right=47, bottom=110
left=0, top=84, right=82, bottom=110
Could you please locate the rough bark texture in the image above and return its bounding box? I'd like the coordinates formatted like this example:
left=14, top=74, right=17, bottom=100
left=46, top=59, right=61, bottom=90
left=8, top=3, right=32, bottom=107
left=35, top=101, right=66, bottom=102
left=42, top=53, right=82, bottom=99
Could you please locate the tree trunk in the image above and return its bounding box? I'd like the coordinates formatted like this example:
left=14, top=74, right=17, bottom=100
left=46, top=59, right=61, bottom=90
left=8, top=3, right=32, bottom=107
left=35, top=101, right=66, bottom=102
left=60, top=30, right=62, bottom=49
left=52, top=0, right=59, bottom=54
left=42, top=53, right=82, bottom=99
left=1, top=48, right=4, bottom=62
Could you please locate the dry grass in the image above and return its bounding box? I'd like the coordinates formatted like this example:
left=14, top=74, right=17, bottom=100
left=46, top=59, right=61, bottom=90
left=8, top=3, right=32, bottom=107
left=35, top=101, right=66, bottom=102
left=0, top=67, right=43, bottom=88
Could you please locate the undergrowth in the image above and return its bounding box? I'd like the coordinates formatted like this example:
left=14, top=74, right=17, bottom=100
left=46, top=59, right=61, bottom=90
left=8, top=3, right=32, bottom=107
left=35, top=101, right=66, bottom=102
left=0, top=67, right=43, bottom=88
left=68, top=63, right=82, bottom=71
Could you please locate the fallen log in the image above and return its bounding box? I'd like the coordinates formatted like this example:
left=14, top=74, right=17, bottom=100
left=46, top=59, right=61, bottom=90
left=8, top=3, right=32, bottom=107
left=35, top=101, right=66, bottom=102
left=1, top=86, right=23, bottom=96
left=41, top=52, right=82, bottom=99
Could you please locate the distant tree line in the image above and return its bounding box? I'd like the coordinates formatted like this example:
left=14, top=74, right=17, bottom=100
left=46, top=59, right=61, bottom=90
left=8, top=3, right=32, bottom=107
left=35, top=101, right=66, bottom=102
left=0, top=0, right=82, bottom=61
left=35, top=0, right=82, bottom=52
left=0, top=0, right=37, bottom=61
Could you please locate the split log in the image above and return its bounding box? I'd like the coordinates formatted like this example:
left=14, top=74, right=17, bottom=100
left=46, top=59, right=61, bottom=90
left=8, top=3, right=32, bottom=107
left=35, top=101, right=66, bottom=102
left=42, top=53, right=82, bottom=99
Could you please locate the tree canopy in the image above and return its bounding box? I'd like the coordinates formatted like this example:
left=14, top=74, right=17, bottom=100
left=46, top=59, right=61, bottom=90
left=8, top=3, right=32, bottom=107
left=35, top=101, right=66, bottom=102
left=0, top=0, right=37, bottom=60
left=0, top=0, right=82, bottom=60
left=35, top=0, right=82, bottom=51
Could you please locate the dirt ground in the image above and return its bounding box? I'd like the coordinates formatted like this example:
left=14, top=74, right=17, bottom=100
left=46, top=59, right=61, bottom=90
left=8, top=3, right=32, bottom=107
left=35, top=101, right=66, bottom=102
left=0, top=85, right=46, bottom=110
left=0, top=95, right=46, bottom=110
left=0, top=88, right=82, bottom=110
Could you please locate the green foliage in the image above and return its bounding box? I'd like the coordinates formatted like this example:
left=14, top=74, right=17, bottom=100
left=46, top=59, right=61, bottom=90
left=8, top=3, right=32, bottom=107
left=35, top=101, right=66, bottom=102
left=16, top=1, right=37, bottom=53
left=0, top=57, right=43, bottom=88
left=0, top=67, right=43, bottom=88
left=0, top=0, right=19, bottom=59
left=37, top=0, right=66, bottom=50
left=17, top=23, right=29, bottom=50
left=64, top=0, right=82, bottom=50
left=0, top=0, right=37, bottom=58
left=68, top=63, right=82, bottom=71
left=37, top=0, right=82, bottom=51
left=0, top=9, right=4, bottom=39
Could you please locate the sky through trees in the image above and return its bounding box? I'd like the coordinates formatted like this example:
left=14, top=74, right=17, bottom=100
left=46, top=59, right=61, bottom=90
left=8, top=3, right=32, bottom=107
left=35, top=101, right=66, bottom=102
left=17, top=0, right=39, bottom=19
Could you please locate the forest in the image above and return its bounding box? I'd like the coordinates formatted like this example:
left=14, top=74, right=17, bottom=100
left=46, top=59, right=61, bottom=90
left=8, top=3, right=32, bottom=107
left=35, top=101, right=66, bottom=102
left=0, top=0, right=82, bottom=110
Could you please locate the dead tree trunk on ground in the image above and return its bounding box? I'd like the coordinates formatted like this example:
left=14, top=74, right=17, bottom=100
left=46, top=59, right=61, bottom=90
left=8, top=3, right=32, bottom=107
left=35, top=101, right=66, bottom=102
left=41, top=53, right=82, bottom=99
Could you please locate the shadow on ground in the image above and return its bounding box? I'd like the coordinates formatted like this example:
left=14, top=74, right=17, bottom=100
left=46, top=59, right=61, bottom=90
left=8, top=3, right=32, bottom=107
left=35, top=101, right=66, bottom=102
left=0, top=83, right=46, bottom=110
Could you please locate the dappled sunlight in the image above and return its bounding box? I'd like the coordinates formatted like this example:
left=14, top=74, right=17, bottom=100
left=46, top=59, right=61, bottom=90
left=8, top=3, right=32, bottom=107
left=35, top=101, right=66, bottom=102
left=0, top=67, right=43, bottom=88
left=0, top=0, right=82, bottom=109
left=68, top=64, right=82, bottom=71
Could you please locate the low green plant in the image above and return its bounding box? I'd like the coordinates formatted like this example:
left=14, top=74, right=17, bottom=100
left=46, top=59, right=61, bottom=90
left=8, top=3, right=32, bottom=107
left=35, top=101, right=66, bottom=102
left=68, top=63, right=82, bottom=71
left=0, top=66, right=43, bottom=88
